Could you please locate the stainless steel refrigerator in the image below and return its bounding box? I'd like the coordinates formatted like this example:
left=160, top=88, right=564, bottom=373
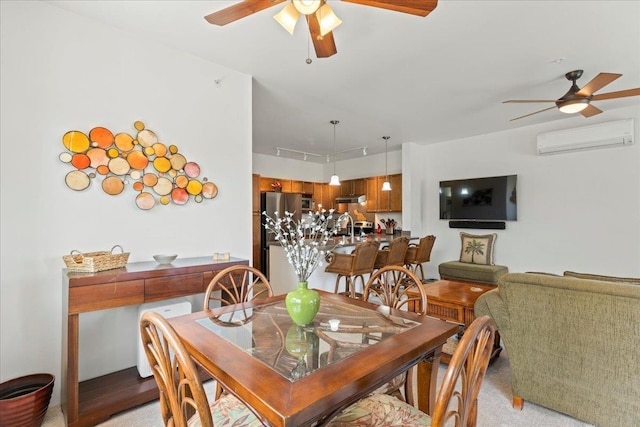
left=260, top=192, right=302, bottom=277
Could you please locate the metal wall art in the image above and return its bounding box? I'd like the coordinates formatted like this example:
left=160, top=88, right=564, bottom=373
left=59, top=121, right=218, bottom=210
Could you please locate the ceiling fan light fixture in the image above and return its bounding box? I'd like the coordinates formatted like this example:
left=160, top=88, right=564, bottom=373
left=558, top=98, right=590, bottom=114
left=316, top=3, right=342, bottom=37
left=293, top=0, right=321, bottom=15
left=274, top=2, right=300, bottom=35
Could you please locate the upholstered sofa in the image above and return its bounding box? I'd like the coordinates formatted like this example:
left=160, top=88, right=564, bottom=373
left=474, top=271, right=640, bottom=427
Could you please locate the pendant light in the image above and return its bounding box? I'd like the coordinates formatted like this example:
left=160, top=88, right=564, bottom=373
left=381, top=136, right=391, bottom=191
left=329, top=120, right=340, bottom=186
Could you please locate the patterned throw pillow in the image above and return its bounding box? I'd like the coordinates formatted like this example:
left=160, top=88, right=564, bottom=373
left=459, top=232, right=496, bottom=265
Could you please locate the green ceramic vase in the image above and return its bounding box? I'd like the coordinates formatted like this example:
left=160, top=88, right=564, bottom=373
left=285, top=281, right=320, bottom=326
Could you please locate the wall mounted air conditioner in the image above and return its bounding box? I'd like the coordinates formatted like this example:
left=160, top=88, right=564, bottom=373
left=537, top=118, right=634, bottom=155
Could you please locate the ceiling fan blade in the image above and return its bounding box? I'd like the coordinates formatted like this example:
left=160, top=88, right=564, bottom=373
left=580, top=104, right=603, bottom=118
left=341, top=0, right=438, bottom=17
left=592, top=87, right=640, bottom=101
left=576, top=72, right=621, bottom=97
left=503, top=99, right=557, bottom=104
left=205, top=0, right=285, bottom=25
left=509, top=106, right=556, bottom=122
left=306, top=14, right=337, bottom=58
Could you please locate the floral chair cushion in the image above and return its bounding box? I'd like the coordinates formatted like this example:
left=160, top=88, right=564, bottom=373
left=327, top=393, right=431, bottom=427
left=188, top=392, right=263, bottom=427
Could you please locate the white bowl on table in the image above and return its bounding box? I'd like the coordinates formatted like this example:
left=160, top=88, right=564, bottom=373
left=153, top=254, right=177, bottom=265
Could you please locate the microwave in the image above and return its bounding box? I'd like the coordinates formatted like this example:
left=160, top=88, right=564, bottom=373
left=301, top=196, right=314, bottom=210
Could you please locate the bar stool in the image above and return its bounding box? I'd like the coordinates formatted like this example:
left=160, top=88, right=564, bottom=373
left=373, top=237, right=410, bottom=271
left=325, top=240, right=380, bottom=298
left=404, top=235, right=436, bottom=282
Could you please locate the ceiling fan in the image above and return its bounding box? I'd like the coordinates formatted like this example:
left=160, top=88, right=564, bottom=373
left=204, top=0, right=438, bottom=58
left=504, top=70, right=640, bottom=121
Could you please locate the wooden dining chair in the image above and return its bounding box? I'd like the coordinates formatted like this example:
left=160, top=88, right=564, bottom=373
left=203, top=265, right=272, bottom=310
left=404, top=235, right=436, bottom=282
left=363, top=265, right=427, bottom=315
left=326, top=315, right=497, bottom=427
left=361, top=265, right=428, bottom=403
left=203, top=265, right=273, bottom=399
left=138, top=311, right=263, bottom=427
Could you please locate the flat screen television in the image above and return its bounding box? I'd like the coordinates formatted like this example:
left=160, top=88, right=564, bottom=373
left=439, top=175, right=517, bottom=221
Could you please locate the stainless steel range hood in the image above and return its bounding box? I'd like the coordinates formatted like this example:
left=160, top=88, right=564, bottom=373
left=335, top=195, right=366, bottom=204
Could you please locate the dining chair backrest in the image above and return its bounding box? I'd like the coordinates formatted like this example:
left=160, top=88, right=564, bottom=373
left=351, top=240, right=381, bottom=274
left=363, top=265, right=427, bottom=315
left=139, top=311, right=213, bottom=427
left=326, top=315, right=497, bottom=427
left=204, top=265, right=272, bottom=311
left=431, top=315, right=496, bottom=426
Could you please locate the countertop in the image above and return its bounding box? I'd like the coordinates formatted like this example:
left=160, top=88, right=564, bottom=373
left=268, top=232, right=415, bottom=251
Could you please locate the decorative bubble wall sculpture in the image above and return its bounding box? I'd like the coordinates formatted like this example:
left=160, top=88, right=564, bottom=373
left=60, top=121, right=218, bottom=210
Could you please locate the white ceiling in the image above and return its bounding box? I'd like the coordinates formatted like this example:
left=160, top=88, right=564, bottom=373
left=47, top=0, right=640, bottom=163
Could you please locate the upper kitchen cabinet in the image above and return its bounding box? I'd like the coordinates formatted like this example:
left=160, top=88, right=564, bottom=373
left=302, top=181, right=314, bottom=195
left=313, top=183, right=323, bottom=209
left=340, top=179, right=365, bottom=197
left=389, top=174, right=402, bottom=212
left=321, top=183, right=340, bottom=211
left=365, top=174, right=402, bottom=212
left=291, top=180, right=303, bottom=193
left=366, top=177, right=378, bottom=212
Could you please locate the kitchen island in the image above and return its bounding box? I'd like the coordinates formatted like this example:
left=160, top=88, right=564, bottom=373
left=268, top=233, right=416, bottom=296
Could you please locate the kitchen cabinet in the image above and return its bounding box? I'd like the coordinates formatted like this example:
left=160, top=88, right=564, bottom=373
left=365, top=174, right=402, bottom=212
left=389, top=174, right=403, bottom=212
left=253, top=175, right=261, bottom=271
left=302, top=181, right=314, bottom=195
left=377, top=176, right=390, bottom=211
left=322, top=183, right=340, bottom=211
left=340, top=179, right=365, bottom=197
left=259, top=177, right=277, bottom=192
left=366, top=177, right=378, bottom=212
left=313, top=182, right=324, bottom=209
left=291, top=180, right=303, bottom=193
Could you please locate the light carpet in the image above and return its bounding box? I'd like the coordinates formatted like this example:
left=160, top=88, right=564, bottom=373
left=42, top=350, right=594, bottom=427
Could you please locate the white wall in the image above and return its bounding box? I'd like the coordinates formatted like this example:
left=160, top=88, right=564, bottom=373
left=403, top=105, right=640, bottom=279
left=253, top=150, right=402, bottom=183
left=0, top=1, right=252, bottom=405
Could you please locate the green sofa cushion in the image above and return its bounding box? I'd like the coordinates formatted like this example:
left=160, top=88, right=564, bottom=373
left=439, top=261, right=508, bottom=285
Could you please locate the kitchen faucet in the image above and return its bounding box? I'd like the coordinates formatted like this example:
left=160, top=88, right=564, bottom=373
left=338, top=213, right=355, bottom=242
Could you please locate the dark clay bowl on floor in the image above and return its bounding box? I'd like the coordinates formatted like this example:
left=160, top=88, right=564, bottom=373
left=0, top=373, right=54, bottom=427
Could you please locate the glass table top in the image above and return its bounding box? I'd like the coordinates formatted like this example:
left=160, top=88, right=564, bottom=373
left=196, top=298, right=420, bottom=382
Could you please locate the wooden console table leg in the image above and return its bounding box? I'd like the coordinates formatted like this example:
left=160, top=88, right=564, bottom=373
left=416, top=346, right=442, bottom=416
left=65, top=313, right=79, bottom=425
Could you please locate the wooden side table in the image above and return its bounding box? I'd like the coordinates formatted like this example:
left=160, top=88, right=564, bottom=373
left=408, top=279, right=502, bottom=364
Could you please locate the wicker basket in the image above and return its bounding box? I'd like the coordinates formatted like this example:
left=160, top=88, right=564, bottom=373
left=63, top=245, right=129, bottom=273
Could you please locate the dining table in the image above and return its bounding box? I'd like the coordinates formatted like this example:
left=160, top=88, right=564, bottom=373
left=167, top=290, right=460, bottom=427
